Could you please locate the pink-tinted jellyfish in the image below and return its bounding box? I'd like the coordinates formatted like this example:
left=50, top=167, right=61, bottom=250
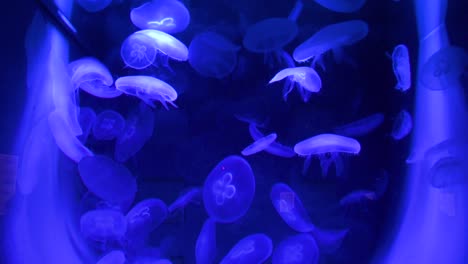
left=294, top=133, right=361, bottom=177
left=76, top=0, right=112, bottom=12
left=78, top=107, right=96, bottom=143
left=333, top=112, right=384, bottom=137
left=130, top=0, right=190, bottom=34
left=92, top=110, right=125, bottom=140
left=97, top=250, right=126, bottom=264
left=168, top=187, right=202, bottom=213
left=272, top=234, right=319, bottom=264
left=391, top=44, right=411, bottom=92
left=241, top=133, right=277, bottom=156
left=115, top=75, right=178, bottom=109
left=195, top=218, right=216, bottom=264
left=269, top=67, right=322, bottom=101
left=78, top=155, right=137, bottom=205
left=220, top=234, right=273, bottom=264
left=313, top=0, right=366, bottom=13
left=391, top=109, right=412, bottom=140
left=188, top=31, right=241, bottom=79
left=293, top=20, right=368, bottom=70
left=246, top=122, right=296, bottom=158
left=126, top=199, right=168, bottom=241
left=203, top=155, right=255, bottom=223
left=114, top=103, right=155, bottom=162
left=270, top=183, right=315, bottom=232
left=68, top=57, right=122, bottom=98
left=80, top=209, right=127, bottom=242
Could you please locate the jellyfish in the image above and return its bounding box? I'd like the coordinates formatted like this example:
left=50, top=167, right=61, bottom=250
left=78, top=107, right=96, bottom=143
left=391, top=109, right=412, bottom=140
left=288, top=0, right=304, bottom=21
left=270, top=183, right=315, bottom=232
left=130, top=0, right=190, bottom=34
left=391, top=44, right=411, bottom=91
left=203, top=155, right=255, bottom=223
left=294, top=134, right=361, bottom=178
left=428, top=157, right=467, bottom=189
left=92, top=110, right=126, bottom=140
left=241, top=133, right=277, bottom=156
left=269, top=67, right=322, bottom=101
left=97, top=250, right=126, bottom=264
left=76, top=0, right=112, bottom=12
left=220, top=234, right=273, bottom=264
left=188, top=31, right=241, bottom=79
left=80, top=209, right=127, bottom=242
left=339, top=190, right=377, bottom=208
left=293, top=20, right=368, bottom=70
left=195, top=218, right=216, bottom=264
left=247, top=123, right=296, bottom=158
left=333, top=113, right=385, bottom=137
left=272, top=234, right=319, bottom=264
left=314, top=0, right=366, bottom=13
left=168, top=187, right=202, bottom=213
left=78, top=155, right=137, bottom=205
left=126, top=198, right=168, bottom=241
left=115, top=75, right=178, bottom=109
left=114, top=103, right=155, bottom=162
left=68, top=57, right=122, bottom=98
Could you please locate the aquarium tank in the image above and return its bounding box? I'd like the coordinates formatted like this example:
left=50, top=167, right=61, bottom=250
left=0, top=0, right=467, bottom=263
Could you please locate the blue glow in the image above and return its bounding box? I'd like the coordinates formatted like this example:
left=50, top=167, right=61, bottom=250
left=92, top=110, right=125, bottom=140
left=313, top=0, right=366, bottom=13
left=220, top=233, right=273, bottom=264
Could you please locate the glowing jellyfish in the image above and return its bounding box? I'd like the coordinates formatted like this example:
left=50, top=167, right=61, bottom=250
left=269, top=67, right=322, bottom=101
left=272, top=234, right=319, bottom=264
left=241, top=133, right=277, bottom=156
left=203, top=155, right=255, bottom=223
left=114, top=103, right=155, bottom=162
left=126, top=199, right=168, bottom=239
left=195, top=218, right=216, bottom=264
left=130, top=0, right=190, bottom=34
left=333, top=113, right=384, bottom=137
left=168, top=187, right=202, bottom=213
left=294, top=134, right=361, bottom=177
left=78, top=107, right=96, bottom=143
left=188, top=32, right=241, bottom=79
left=80, top=209, right=127, bottom=242
left=420, top=46, right=468, bottom=90
left=68, top=57, right=122, bottom=98
left=78, top=155, right=137, bottom=205
left=270, top=183, right=315, bottom=232
left=97, top=250, right=126, bottom=264
left=115, top=75, right=178, bottom=109
left=120, top=33, right=157, bottom=70
left=220, top=233, right=273, bottom=264
left=248, top=123, right=296, bottom=158
left=293, top=20, right=368, bottom=70
left=76, top=0, right=112, bottom=12
left=391, top=44, right=411, bottom=92
left=92, top=110, right=126, bottom=140
left=313, top=0, right=366, bottom=13
left=339, top=190, right=377, bottom=207
left=391, top=109, right=412, bottom=140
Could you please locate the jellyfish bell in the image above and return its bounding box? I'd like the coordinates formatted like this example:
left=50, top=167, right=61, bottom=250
left=80, top=209, right=127, bottom=242
left=332, top=113, right=385, bottom=137
left=247, top=123, right=296, bottom=158
left=313, top=0, right=366, bottom=13
left=269, top=67, right=322, bottom=101
left=391, top=44, right=412, bottom=92
left=220, top=233, right=273, bottom=264
left=272, top=233, right=319, bottom=264
left=139, top=29, right=189, bottom=61
left=120, top=32, right=158, bottom=70
left=391, top=109, right=412, bottom=141
left=241, top=133, right=277, bottom=156
left=78, top=107, right=97, bottom=143
left=195, top=218, right=216, bottom=264
left=126, top=198, right=168, bottom=240
left=92, top=110, right=126, bottom=140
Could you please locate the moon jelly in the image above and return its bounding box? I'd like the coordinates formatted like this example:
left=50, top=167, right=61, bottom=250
left=269, top=67, right=322, bottom=101
left=115, top=75, right=178, bottom=109
left=130, top=0, right=190, bottom=34
left=391, top=44, right=411, bottom=92
left=313, top=0, right=366, bottom=13
left=241, top=133, right=277, bottom=156
left=126, top=198, right=168, bottom=239
left=333, top=113, right=385, bottom=137
left=243, top=18, right=298, bottom=53
left=188, top=32, right=241, bottom=79
left=168, top=187, right=202, bottom=213
left=78, top=155, right=137, bottom=205
left=293, top=20, right=368, bottom=69
left=80, top=209, right=127, bottom=242
left=220, top=234, right=273, bottom=264
left=339, top=190, right=377, bottom=207
left=78, top=107, right=96, bottom=143
left=97, top=250, right=126, bottom=264
left=76, top=0, right=112, bottom=12
left=69, top=57, right=122, bottom=98
left=270, top=183, right=315, bottom=232
left=92, top=110, right=126, bottom=140
left=139, top=29, right=188, bottom=61
left=203, top=155, right=255, bottom=223
left=248, top=123, right=296, bottom=158
left=272, top=234, right=319, bottom=264
left=120, top=32, right=158, bottom=70
left=391, top=109, right=412, bottom=140
left=195, top=218, right=216, bottom=264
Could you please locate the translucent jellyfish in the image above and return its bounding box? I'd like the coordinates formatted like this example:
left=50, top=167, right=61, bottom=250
left=115, top=75, right=178, bottom=109
left=203, top=155, right=255, bottom=223
left=168, top=187, right=202, bottom=213
left=269, top=67, right=322, bottom=101
left=114, top=103, right=155, bottom=162
left=391, top=109, right=412, bottom=140
left=80, top=209, right=127, bottom=242
left=126, top=199, right=168, bottom=239
left=333, top=113, right=384, bottom=137
left=272, top=234, right=319, bottom=264
left=188, top=32, right=241, bottom=79
left=241, top=133, right=277, bottom=156
left=97, top=250, right=126, bottom=264
left=195, top=218, right=216, bottom=264
left=248, top=123, right=296, bottom=158
left=428, top=157, right=467, bottom=189
left=270, top=183, right=315, bottom=232
left=313, top=0, right=366, bottom=13
left=391, top=44, right=411, bottom=92
left=288, top=0, right=304, bottom=21
left=68, top=57, right=122, bottom=98
left=420, top=46, right=468, bottom=90
left=92, top=110, right=126, bottom=140
left=78, top=107, right=96, bottom=143
left=293, top=20, right=368, bottom=70
left=76, top=0, right=112, bottom=12
left=130, top=0, right=190, bottom=34
left=78, top=155, right=137, bottom=205
left=294, top=134, right=361, bottom=177
left=339, top=190, right=377, bottom=207
left=220, top=234, right=273, bottom=264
